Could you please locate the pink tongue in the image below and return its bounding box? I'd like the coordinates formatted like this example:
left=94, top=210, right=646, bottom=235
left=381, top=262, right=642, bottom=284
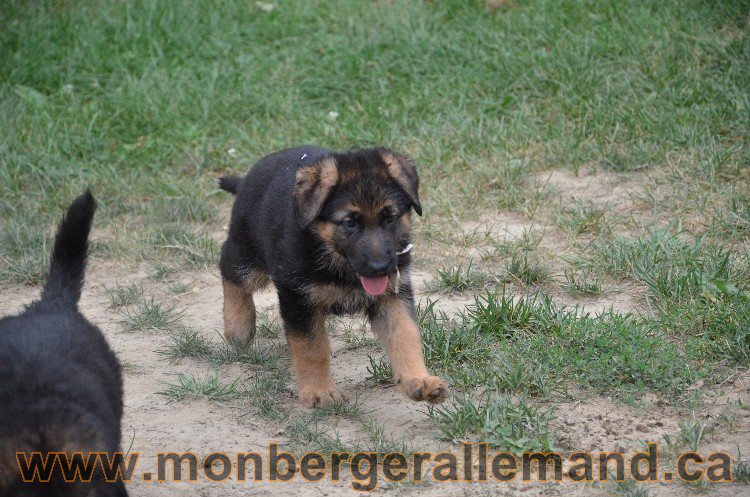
left=359, top=275, right=389, bottom=296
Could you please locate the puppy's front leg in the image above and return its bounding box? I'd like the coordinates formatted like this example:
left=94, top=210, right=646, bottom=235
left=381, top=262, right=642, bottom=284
left=278, top=287, right=345, bottom=408
left=370, top=295, right=447, bottom=403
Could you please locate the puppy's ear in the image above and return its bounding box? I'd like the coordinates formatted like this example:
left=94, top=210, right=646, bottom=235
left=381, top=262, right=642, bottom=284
left=379, top=150, right=422, bottom=216
left=294, top=157, right=339, bottom=228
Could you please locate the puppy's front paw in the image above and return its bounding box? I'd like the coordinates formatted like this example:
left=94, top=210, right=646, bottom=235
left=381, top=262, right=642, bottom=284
left=400, top=375, right=448, bottom=403
left=299, top=386, right=347, bottom=408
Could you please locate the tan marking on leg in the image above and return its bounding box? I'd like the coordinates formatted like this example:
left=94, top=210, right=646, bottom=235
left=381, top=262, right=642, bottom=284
left=241, top=269, right=271, bottom=293
left=286, top=314, right=345, bottom=408
left=223, top=279, right=256, bottom=344
left=371, top=297, right=447, bottom=403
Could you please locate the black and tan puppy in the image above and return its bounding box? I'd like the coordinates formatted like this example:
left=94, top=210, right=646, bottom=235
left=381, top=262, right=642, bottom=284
left=219, top=146, right=447, bottom=407
left=0, top=192, right=127, bottom=496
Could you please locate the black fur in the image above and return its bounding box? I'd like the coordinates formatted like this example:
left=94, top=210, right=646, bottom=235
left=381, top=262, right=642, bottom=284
left=0, top=192, right=127, bottom=497
left=219, top=146, right=419, bottom=335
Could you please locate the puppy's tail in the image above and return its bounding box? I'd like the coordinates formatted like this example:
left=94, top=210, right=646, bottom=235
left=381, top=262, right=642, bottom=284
left=217, top=175, right=241, bottom=195
left=40, top=191, right=97, bottom=306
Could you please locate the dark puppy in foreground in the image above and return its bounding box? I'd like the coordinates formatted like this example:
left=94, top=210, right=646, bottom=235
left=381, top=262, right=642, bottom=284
left=219, top=146, right=447, bottom=407
left=0, top=192, right=127, bottom=496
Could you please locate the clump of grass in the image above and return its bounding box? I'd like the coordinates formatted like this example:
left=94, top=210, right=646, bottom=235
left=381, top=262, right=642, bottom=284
left=431, top=394, right=554, bottom=453
left=468, top=290, right=555, bottom=339
left=210, top=342, right=283, bottom=367
left=734, top=456, right=750, bottom=484
left=419, top=300, right=495, bottom=387
left=106, top=283, right=143, bottom=308
left=159, top=373, right=241, bottom=401
left=248, top=368, right=292, bottom=421
left=428, top=263, right=489, bottom=293
left=156, top=227, right=218, bottom=269
left=491, top=355, right=568, bottom=399
left=150, top=263, right=176, bottom=281
left=563, top=267, right=603, bottom=296
left=365, top=355, right=392, bottom=385
left=610, top=477, right=650, bottom=497
left=342, top=328, right=378, bottom=350
left=503, top=253, right=551, bottom=285
left=711, top=194, right=750, bottom=239
left=0, top=217, right=50, bottom=285
left=467, top=291, right=702, bottom=397
left=159, top=328, right=213, bottom=361
left=167, top=281, right=194, bottom=294
left=118, top=297, right=181, bottom=331
left=676, top=419, right=712, bottom=452
left=556, top=201, right=609, bottom=235
left=310, top=395, right=365, bottom=420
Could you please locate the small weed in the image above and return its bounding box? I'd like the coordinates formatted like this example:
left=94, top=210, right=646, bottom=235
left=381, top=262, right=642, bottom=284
left=159, top=373, right=241, bottom=401
left=167, top=281, right=194, bottom=294
left=210, top=342, right=282, bottom=368
left=159, top=328, right=213, bottom=361
left=504, top=253, right=551, bottom=285
left=118, top=297, right=181, bottom=331
left=431, top=394, right=554, bottom=453
left=734, top=454, right=750, bottom=484
left=365, top=355, right=392, bottom=385
left=564, top=267, right=603, bottom=296
left=610, top=477, right=650, bottom=497
left=150, top=263, right=175, bottom=281
left=428, top=263, right=489, bottom=293
left=342, top=328, right=378, bottom=350
left=676, top=419, right=711, bottom=452
left=106, top=283, right=144, bottom=308
left=556, top=201, right=609, bottom=235
left=248, top=368, right=292, bottom=421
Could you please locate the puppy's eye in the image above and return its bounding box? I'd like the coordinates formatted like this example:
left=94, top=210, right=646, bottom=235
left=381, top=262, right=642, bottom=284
left=343, top=218, right=357, bottom=229
left=385, top=215, right=397, bottom=225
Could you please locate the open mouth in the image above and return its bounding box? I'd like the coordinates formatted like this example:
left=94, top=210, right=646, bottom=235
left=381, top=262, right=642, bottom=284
left=358, top=275, right=389, bottom=296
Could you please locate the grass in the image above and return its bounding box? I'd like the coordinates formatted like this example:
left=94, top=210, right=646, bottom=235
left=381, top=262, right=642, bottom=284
left=564, top=266, right=604, bottom=296
left=118, top=296, right=181, bottom=332
left=430, top=394, right=554, bottom=453
left=159, top=372, right=241, bottom=402
left=2, top=0, right=748, bottom=267
left=2, top=0, right=749, bottom=485
left=556, top=201, right=609, bottom=235
left=106, top=283, right=144, bottom=308
left=427, top=263, right=490, bottom=293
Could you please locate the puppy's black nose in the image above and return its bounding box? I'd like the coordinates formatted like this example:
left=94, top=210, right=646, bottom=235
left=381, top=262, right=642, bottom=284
left=367, top=258, right=390, bottom=274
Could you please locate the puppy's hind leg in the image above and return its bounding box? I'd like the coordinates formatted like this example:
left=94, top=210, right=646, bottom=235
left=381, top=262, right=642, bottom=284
left=222, top=278, right=257, bottom=344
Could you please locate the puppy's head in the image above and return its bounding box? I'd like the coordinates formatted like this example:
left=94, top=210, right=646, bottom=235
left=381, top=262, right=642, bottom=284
left=294, top=148, right=421, bottom=296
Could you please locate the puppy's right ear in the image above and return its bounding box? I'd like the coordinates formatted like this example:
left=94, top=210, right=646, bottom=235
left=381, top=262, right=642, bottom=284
left=293, top=157, right=339, bottom=229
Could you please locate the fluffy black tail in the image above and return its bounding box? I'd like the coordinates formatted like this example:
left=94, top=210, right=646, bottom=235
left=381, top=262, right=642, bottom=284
left=40, top=191, right=97, bottom=306
left=217, top=176, right=241, bottom=195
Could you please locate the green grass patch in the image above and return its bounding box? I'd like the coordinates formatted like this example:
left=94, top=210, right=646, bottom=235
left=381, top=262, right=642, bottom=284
left=431, top=394, right=554, bottom=453
left=159, top=372, right=241, bottom=402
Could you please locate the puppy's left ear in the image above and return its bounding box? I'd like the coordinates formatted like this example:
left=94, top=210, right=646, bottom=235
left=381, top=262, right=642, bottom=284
left=294, top=157, right=340, bottom=228
left=380, top=150, right=422, bottom=216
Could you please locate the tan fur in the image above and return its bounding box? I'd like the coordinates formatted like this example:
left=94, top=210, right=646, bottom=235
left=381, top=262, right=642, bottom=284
left=294, top=157, right=340, bottom=226
left=286, top=314, right=345, bottom=407
left=380, top=151, right=420, bottom=212
left=223, top=279, right=257, bottom=343
left=371, top=297, right=447, bottom=403
left=314, top=220, right=336, bottom=245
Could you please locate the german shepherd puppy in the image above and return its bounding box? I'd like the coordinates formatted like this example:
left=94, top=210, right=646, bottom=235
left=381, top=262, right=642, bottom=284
left=219, top=146, right=447, bottom=407
left=0, top=192, right=127, bottom=497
